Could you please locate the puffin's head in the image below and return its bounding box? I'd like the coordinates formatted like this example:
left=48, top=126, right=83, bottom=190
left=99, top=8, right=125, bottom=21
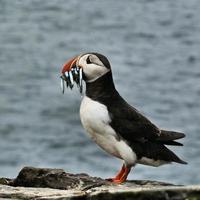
left=60, top=53, right=112, bottom=93
left=61, top=53, right=111, bottom=82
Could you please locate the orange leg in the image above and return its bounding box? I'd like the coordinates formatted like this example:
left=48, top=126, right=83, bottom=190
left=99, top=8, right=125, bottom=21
left=107, top=164, right=131, bottom=183
left=106, top=164, right=125, bottom=181
left=114, top=164, right=126, bottom=180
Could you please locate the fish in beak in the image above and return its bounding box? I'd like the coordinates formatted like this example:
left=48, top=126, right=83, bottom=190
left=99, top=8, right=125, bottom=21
left=60, top=56, right=83, bottom=94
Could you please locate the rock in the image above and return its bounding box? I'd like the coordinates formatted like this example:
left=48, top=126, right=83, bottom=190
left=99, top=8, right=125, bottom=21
left=0, top=178, right=11, bottom=185
left=10, top=166, right=108, bottom=190
left=0, top=166, right=200, bottom=200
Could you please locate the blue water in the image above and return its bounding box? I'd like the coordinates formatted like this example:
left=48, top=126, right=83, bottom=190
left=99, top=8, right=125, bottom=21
left=0, top=0, right=200, bottom=185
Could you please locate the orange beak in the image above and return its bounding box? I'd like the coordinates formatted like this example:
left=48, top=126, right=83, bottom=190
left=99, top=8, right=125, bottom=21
left=60, top=55, right=83, bottom=94
left=61, top=56, right=78, bottom=74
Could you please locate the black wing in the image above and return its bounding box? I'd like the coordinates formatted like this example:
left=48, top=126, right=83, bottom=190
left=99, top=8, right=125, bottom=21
left=107, top=93, right=160, bottom=142
left=106, top=93, right=187, bottom=164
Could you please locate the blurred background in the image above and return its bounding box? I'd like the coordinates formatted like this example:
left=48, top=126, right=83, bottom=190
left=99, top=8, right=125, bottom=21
left=0, top=0, right=199, bottom=185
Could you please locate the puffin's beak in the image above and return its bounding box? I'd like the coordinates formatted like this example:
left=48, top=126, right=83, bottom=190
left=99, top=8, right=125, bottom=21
left=60, top=56, right=83, bottom=94
left=61, top=56, right=78, bottom=74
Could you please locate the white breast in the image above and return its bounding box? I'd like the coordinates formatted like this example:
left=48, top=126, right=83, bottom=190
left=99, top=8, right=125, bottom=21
left=80, top=96, right=136, bottom=166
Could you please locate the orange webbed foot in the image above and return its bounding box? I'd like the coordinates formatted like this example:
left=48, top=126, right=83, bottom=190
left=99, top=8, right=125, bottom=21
left=106, top=165, right=131, bottom=184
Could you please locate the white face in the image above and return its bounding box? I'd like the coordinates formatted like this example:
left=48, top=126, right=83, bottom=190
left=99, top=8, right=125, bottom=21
left=77, top=54, right=110, bottom=82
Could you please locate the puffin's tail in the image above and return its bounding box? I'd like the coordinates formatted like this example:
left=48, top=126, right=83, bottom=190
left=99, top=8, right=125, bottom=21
left=157, top=130, right=185, bottom=146
left=157, top=130, right=187, bottom=164
left=163, top=145, right=188, bottom=164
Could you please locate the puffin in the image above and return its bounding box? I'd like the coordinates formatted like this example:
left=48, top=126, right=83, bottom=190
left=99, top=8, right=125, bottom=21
left=60, top=52, right=187, bottom=183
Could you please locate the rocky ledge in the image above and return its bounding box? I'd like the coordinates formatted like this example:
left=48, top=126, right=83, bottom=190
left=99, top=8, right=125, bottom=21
left=0, top=167, right=199, bottom=200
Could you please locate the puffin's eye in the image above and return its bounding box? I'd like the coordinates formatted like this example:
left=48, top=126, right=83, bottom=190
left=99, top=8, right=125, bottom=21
left=86, top=56, right=92, bottom=64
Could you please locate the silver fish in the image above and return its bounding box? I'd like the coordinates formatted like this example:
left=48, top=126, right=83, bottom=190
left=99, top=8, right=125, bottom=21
left=60, top=78, right=65, bottom=94
left=61, top=67, right=83, bottom=94
left=66, top=71, right=74, bottom=89
left=66, top=78, right=69, bottom=88
left=64, top=72, right=69, bottom=78
left=75, top=67, right=79, bottom=75
left=79, top=68, right=83, bottom=94
left=68, top=71, right=74, bottom=88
